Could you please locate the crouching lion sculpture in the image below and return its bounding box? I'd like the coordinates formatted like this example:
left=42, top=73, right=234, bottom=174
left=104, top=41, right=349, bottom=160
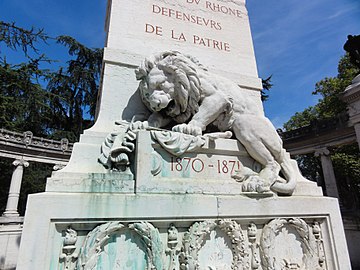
left=134, top=51, right=306, bottom=195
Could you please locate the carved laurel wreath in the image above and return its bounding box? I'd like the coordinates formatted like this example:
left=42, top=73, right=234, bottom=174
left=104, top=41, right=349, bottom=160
left=77, top=221, right=163, bottom=270
left=179, top=219, right=249, bottom=270
left=260, top=218, right=322, bottom=270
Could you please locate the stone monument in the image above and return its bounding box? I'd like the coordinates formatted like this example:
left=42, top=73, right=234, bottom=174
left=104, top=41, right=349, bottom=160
left=17, top=0, right=351, bottom=269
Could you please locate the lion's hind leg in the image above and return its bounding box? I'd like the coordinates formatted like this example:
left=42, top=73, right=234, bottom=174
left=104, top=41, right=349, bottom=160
left=232, top=116, right=282, bottom=192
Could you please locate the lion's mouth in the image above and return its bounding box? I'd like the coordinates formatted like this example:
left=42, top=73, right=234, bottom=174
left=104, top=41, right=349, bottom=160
left=162, top=100, right=178, bottom=116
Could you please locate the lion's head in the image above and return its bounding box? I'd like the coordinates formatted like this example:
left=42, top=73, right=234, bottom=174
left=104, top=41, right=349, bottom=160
left=135, top=51, right=204, bottom=123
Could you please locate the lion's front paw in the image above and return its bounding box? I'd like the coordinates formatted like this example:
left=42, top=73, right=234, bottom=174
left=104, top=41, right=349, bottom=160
left=241, top=175, right=271, bottom=193
left=172, top=124, right=202, bottom=136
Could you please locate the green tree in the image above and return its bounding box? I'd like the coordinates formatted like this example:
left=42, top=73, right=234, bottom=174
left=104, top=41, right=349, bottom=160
left=284, top=54, right=359, bottom=131
left=0, top=21, right=103, bottom=140
left=0, top=21, right=103, bottom=214
left=261, top=75, right=273, bottom=102
left=0, top=21, right=53, bottom=136
left=47, top=36, right=103, bottom=140
left=0, top=58, right=53, bottom=136
left=283, top=106, right=319, bottom=131
left=0, top=21, right=49, bottom=57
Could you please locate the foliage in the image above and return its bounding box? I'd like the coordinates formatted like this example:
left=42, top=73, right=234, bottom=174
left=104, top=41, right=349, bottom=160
left=0, top=21, right=103, bottom=140
left=0, top=158, right=13, bottom=214
left=18, top=162, right=53, bottom=215
left=0, top=21, right=49, bottom=56
left=283, top=55, right=359, bottom=131
left=0, top=21, right=103, bottom=214
left=283, top=106, right=319, bottom=131
left=0, top=57, right=52, bottom=136
left=332, top=144, right=360, bottom=211
left=47, top=36, right=103, bottom=139
left=283, top=54, right=359, bottom=131
left=293, top=154, right=322, bottom=184
left=261, top=75, right=273, bottom=102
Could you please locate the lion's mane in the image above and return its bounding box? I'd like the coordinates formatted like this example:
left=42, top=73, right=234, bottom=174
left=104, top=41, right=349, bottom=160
left=135, top=51, right=206, bottom=123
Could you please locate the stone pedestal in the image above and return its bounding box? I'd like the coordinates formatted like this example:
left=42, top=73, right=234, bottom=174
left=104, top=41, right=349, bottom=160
left=18, top=192, right=350, bottom=269
left=18, top=131, right=351, bottom=269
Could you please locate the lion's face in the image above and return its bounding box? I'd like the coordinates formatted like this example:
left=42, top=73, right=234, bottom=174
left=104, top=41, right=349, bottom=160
left=137, top=51, right=201, bottom=123
left=142, top=67, right=182, bottom=117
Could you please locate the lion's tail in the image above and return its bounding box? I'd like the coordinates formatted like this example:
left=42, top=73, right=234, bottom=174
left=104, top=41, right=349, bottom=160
left=271, top=150, right=298, bottom=195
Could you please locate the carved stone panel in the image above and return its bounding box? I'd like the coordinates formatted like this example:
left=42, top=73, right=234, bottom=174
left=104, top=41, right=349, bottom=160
left=58, top=218, right=328, bottom=270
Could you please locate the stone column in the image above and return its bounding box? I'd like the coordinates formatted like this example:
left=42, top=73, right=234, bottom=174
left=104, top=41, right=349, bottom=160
left=354, top=124, right=360, bottom=149
left=3, top=159, right=29, bottom=217
left=314, top=148, right=339, bottom=198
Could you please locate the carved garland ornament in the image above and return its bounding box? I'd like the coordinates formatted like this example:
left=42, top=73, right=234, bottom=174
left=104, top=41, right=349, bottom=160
left=77, top=221, right=163, bottom=270
left=179, top=220, right=249, bottom=270
left=260, top=218, right=325, bottom=270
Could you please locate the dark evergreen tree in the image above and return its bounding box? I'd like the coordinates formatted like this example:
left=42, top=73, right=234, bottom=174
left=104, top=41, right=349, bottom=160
left=0, top=21, right=103, bottom=213
left=261, top=75, right=273, bottom=102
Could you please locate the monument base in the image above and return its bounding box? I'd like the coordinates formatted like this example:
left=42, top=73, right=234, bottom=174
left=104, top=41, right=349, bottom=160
left=17, top=192, right=350, bottom=269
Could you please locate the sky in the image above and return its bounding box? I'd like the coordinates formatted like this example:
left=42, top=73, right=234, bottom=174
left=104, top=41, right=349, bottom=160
left=1, top=0, right=360, bottom=128
left=248, top=0, right=360, bottom=127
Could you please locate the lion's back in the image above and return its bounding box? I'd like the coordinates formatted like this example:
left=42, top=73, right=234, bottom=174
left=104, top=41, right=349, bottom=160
left=204, top=73, right=264, bottom=116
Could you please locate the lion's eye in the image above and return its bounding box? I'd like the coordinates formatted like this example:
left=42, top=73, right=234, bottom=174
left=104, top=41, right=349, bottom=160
left=158, top=82, right=165, bottom=89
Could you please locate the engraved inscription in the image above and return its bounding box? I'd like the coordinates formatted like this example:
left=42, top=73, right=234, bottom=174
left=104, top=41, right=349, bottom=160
left=170, top=156, right=241, bottom=175
left=144, top=0, right=240, bottom=52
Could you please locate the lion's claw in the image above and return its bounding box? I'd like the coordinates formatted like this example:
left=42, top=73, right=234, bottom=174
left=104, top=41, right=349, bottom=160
left=130, top=121, right=149, bottom=131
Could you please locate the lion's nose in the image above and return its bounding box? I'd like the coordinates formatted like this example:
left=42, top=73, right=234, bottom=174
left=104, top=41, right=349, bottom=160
left=151, top=100, right=162, bottom=111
